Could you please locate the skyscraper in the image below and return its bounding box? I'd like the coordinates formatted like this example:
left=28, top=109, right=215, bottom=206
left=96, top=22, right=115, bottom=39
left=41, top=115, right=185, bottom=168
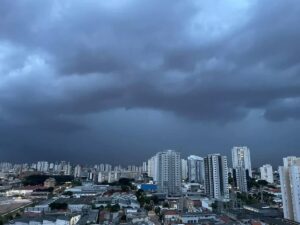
left=156, top=150, right=181, bottom=196
left=142, top=162, right=147, bottom=173
left=233, top=166, right=248, bottom=193
left=147, top=155, right=158, bottom=181
left=181, top=159, right=188, bottom=180
left=232, top=146, right=252, bottom=177
left=279, top=156, right=300, bottom=222
left=232, top=146, right=252, bottom=192
left=204, top=154, right=229, bottom=200
left=187, top=155, right=204, bottom=184
left=260, top=164, right=274, bottom=184
left=74, top=164, right=82, bottom=178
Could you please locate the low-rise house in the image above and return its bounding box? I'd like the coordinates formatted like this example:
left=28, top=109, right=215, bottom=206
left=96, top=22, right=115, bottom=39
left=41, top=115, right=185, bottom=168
left=180, top=213, right=218, bottom=224
left=53, top=197, right=93, bottom=212
left=9, top=214, right=81, bottom=225
left=163, top=210, right=180, bottom=223
left=64, top=184, right=108, bottom=197
left=76, top=209, right=98, bottom=225
left=110, top=193, right=140, bottom=209
left=94, top=197, right=112, bottom=208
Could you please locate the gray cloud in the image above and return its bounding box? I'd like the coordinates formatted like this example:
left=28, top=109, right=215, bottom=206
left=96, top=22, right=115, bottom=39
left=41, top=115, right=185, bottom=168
left=0, top=0, right=300, bottom=164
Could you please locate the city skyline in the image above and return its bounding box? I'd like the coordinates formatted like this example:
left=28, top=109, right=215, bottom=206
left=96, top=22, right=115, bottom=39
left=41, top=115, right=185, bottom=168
left=0, top=146, right=293, bottom=168
left=1, top=0, right=300, bottom=166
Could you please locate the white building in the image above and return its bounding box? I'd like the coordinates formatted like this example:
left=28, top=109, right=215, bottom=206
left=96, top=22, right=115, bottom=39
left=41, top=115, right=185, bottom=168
left=105, top=164, right=112, bottom=172
left=279, top=156, right=300, bottom=222
left=155, top=150, right=181, bottom=196
left=232, top=146, right=252, bottom=177
left=204, top=154, right=229, bottom=200
left=11, top=215, right=81, bottom=225
left=74, top=165, right=82, bottom=178
left=142, top=162, right=147, bottom=173
left=37, top=161, right=49, bottom=172
left=181, top=159, right=188, bottom=180
left=260, top=164, right=274, bottom=184
left=147, top=155, right=158, bottom=181
left=232, top=146, right=252, bottom=193
left=187, top=155, right=204, bottom=184
left=234, top=167, right=248, bottom=193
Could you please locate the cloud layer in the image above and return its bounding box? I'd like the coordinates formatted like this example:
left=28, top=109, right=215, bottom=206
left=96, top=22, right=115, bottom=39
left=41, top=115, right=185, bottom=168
left=1, top=0, right=300, bottom=165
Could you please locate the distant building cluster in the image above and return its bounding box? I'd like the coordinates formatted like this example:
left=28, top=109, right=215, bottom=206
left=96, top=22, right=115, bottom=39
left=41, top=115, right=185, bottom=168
left=2, top=147, right=300, bottom=223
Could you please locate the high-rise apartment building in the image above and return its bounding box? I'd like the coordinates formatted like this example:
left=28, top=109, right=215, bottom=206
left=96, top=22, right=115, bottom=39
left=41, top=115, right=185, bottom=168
left=232, top=146, right=252, bottom=177
left=187, top=155, right=204, bottom=184
left=37, top=161, right=49, bottom=172
left=204, top=154, right=229, bottom=200
left=155, top=150, right=181, bottom=196
left=181, top=159, right=188, bottom=180
left=260, top=164, right=274, bottom=184
left=232, top=146, right=252, bottom=192
left=147, top=156, right=158, bottom=181
left=142, top=162, right=147, bottom=173
left=74, top=164, right=82, bottom=178
left=279, top=156, right=300, bottom=222
left=233, top=166, right=248, bottom=193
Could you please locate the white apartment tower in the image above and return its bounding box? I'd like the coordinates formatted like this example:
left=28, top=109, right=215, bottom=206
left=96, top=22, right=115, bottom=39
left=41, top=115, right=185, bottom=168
left=234, top=166, right=248, bottom=193
left=147, top=156, right=158, bottom=181
left=204, top=154, right=229, bottom=200
left=279, top=156, right=300, bottom=222
left=156, top=150, right=181, bottom=196
left=74, top=164, right=82, bottom=178
left=37, top=161, right=49, bottom=172
left=142, top=162, right=147, bottom=173
left=232, top=146, right=252, bottom=192
left=181, top=159, right=188, bottom=180
left=260, top=164, right=274, bottom=184
left=232, top=146, right=252, bottom=177
left=187, top=155, right=205, bottom=184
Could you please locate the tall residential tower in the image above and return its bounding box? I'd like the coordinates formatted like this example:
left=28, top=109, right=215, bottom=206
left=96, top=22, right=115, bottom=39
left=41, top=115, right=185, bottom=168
left=232, top=146, right=252, bottom=192
left=187, top=155, right=204, bottom=184
left=279, top=156, right=300, bottom=222
left=204, top=154, right=229, bottom=200
left=156, top=150, right=182, bottom=196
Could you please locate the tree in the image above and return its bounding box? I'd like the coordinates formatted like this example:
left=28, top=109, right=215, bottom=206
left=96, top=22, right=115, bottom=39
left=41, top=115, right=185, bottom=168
left=257, top=180, right=268, bottom=186
left=144, top=204, right=153, bottom=211
left=72, top=180, right=82, bottom=186
left=110, top=204, right=120, bottom=212
left=120, top=215, right=127, bottom=222
left=63, top=191, right=73, bottom=197
left=118, top=178, right=134, bottom=186
left=162, top=202, right=169, bottom=208
left=150, top=195, right=159, bottom=205
left=121, top=185, right=130, bottom=192
left=49, top=202, right=68, bottom=210
left=136, top=189, right=151, bottom=207
left=211, top=203, right=218, bottom=210
left=154, top=207, right=161, bottom=215
left=22, top=175, right=74, bottom=186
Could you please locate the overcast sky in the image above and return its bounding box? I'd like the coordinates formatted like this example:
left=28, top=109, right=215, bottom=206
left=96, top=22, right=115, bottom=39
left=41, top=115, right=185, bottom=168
left=1, top=0, right=300, bottom=167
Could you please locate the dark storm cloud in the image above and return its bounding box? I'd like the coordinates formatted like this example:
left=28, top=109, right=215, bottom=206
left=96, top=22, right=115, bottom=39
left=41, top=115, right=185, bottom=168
left=1, top=0, right=300, bottom=163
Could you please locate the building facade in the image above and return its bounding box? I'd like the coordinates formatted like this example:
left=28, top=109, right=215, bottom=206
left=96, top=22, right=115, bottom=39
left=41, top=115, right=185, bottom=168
left=204, top=154, right=229, bottom=200
left=156, top=150, right=182, bottom=196
left=260, top=164, right=274, bottom=184
left=232, top=146, right=252, bottom=192
left=279, top=156, right=300, bottom=222
left=187, top=155, right=204, bottom=184
left=181, top=159, right=188, bottom=180
left=232, top=146, right=252, bottom=177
